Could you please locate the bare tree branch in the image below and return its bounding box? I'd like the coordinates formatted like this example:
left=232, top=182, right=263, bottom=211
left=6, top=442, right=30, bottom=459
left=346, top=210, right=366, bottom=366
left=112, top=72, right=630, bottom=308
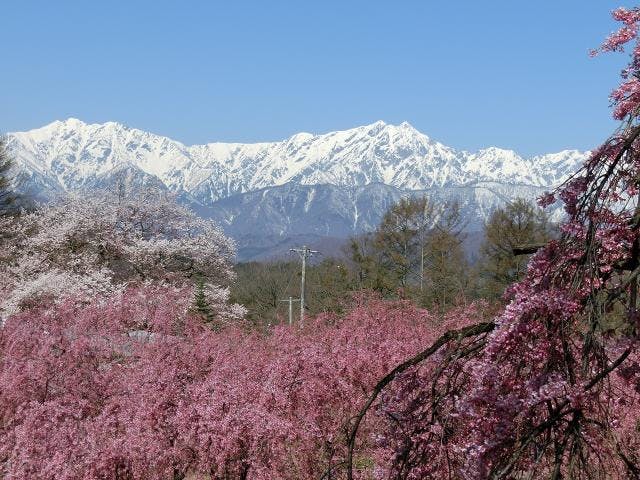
left=339, top=321, right=496, bottom=480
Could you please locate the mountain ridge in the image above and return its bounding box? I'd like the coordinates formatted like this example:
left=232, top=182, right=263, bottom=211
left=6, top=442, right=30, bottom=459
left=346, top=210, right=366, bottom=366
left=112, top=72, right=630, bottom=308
left=7, top=118, right=586, bottom=203
left=6, top=118, right=586, bottom=260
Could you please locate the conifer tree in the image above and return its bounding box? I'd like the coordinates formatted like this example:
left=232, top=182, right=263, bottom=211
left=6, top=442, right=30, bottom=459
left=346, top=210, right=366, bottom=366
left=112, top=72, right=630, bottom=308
left=419, top=200, right=470, bottom=310
left=420, top=228, right=469, bottom=310
left=374, top=197, right=431, bottom=288
left=477, top=198, right=552, bottom=300
left=349, top=197, right=470, bottom=306
left=192, top=275, right=214, bottom=323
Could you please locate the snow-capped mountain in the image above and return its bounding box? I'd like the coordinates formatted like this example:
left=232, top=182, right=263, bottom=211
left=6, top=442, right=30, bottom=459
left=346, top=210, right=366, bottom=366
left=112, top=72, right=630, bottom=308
left=6, top=119, right=587, bottom=260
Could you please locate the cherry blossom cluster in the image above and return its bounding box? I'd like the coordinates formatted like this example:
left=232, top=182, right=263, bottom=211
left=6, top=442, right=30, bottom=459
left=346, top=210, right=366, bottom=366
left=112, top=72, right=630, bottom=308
left=0, top=290, right=459, bottom=479
left=375, top=7, right=640, bottom=478
left=0, top=189, right=236, bottom=319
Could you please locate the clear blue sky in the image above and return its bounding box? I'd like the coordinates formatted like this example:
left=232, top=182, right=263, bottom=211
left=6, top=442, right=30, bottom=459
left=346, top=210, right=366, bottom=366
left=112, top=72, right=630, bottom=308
left=0, top=1, right=631, bottom=156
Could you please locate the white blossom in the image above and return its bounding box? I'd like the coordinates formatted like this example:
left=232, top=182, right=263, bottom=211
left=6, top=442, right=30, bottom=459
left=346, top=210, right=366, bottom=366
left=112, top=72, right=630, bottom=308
left=1, top=189, right=236, bottom=319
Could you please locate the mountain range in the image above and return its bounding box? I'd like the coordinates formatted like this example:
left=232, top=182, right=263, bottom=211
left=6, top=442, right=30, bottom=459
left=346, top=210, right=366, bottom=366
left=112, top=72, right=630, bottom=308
left=6, top=119, right=586, bottom=260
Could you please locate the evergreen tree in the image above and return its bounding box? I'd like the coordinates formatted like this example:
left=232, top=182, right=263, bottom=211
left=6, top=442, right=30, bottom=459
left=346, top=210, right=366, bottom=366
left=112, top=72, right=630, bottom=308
left=349, top=197, right=472, bottom=308
left=477, top=198, right=552, bottom=300
left=419, top=201, right=470, bottom=310
left=192, top=276, right=214, bottom=324
left=374, top=197, right=431, bottom=288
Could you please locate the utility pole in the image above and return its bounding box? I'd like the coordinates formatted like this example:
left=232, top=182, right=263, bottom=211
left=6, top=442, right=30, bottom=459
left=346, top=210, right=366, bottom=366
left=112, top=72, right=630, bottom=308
left=420, top=243, right=424, bottom=293
left=290, top=245, right=318, bottom=326
left=279, top=296, right=300, bottom=326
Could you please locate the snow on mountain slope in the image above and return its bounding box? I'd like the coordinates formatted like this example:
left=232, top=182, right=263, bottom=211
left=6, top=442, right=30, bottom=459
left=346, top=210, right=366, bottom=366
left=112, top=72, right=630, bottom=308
left=195, top=181, right=556, bottom=261
left=6, top=118, right=587, bottom=260
left=7, top=118, right=587, bottom=206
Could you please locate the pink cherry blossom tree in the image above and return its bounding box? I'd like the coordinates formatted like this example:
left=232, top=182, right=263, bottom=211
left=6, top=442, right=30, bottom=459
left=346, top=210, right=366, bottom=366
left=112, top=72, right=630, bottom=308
left=0, top=288, right=479, bottom=479
left=341, top=8, right=640, bottom=479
